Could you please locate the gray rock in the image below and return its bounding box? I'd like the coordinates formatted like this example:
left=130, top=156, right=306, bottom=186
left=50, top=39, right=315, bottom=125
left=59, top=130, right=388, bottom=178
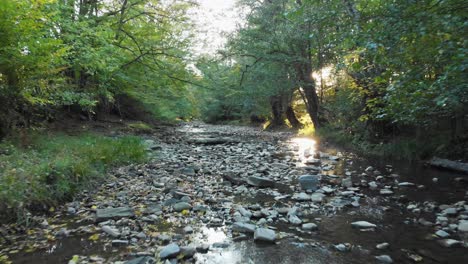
left=302, top=223, right=318, bottom=230
left=438, top=239, right=462, bottom=248
left=442, top=207, right=457, bottom=216
left=96, top=207, right=134, bottom=222
left=183, top=226, right=193, bottom=234
left=232, top=222, right=256, bottom=234
left=180, top=246, right=196, bottom=258
left=376, top=242, right=390, bottom=250
left=298, top=175, right=319, bottom=191
left=102, top=226, right=120, bottom=237
left=380, top=189, right=394, bottom=195
left=311, top=192, right=325, bottom=202
left=124, top=256, right=155, bottom=264
left=334, top=243, right=349, bottom=252
left=458, top=221, right=468, bottom=232
left=173, top=202, right=191, bottom=212
left=247, top=176, right=275, bottom=188
left=160, top=243, right=180, bottom=259
left=254, top=228, right=276, bottom=242
left=341, top=178, right=353, bottom=188
left=289, top=214, right=302, bottom=225
left=351, top=221, right=377, bottom=229
left=293, top=192, right=311, bottom=201
left=435, top=230, right=450, bottom=238
left=67, top=207, right=76, bottom=215
left=112, top=240, right=129, bottom=246
left=375, top=255, right=393, bottom=263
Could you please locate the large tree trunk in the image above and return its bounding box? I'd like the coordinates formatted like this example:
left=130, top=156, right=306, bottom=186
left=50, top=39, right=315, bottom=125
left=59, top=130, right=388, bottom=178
left=269, top=95, right=286, bottom=127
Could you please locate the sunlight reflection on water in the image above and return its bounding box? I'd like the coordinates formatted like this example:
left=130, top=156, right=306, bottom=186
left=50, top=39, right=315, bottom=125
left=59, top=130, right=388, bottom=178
left=290, top=137, right=317, bottom=162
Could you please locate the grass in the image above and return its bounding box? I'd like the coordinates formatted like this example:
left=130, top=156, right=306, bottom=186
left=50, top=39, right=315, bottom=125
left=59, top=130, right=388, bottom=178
left=0, top=132, right=146, bottom=221
left=127, top=121, right=154, bottom=133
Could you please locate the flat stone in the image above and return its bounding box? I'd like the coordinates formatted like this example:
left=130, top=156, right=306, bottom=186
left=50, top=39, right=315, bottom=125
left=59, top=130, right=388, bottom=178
left=351, top=221, right=377, bottom=229
left=160, top=243, right=180, bottom=259
left=112, top=240, right=129, bottom=246
left=458, top=221, right=468, bottom=232
left=302, top=223, right=318, bottom=230
left=125, top=256, right=155, bottom=264
left=435, top=230, right=450, bottom=238
left=298, top=175, right=319, bottom=191
left=442, top=208, right=458, bottom=216
left=375, top=255, right=393, bottom=263
left=173, top=202, right=191, bottom=212
left=102, top=226, right=120, bottom=237
left=96, top=207, right=134, bottom=222
left=380, top=189, right=394, bottom=195
left=311, top=192, right=325, bottom=202
left=438, top=239, right=462, bottom=248
left=180, top=246, right=196, bottom=258
left=376, top=242, right=390, bottom=249
left=247, top=176, right=275, bottom=188
left=232, top=222, right=256, bottom=234
left=254, top=228, right=276, bottom=243
left=341, top=178, right=353, bottom=188
left=289, top=214, right=302, bottom=225
left=293, top=192, right=310, bottom=201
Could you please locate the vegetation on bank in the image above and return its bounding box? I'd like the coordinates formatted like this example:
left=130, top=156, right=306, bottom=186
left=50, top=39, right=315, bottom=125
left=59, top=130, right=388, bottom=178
left=195, top=0, right=467, bottom=160
left=0, top=133, right=146, bottom=221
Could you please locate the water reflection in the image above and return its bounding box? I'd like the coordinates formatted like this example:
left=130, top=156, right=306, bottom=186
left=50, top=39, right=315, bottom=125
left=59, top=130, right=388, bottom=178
left=290, top=137, right=317, bottom=162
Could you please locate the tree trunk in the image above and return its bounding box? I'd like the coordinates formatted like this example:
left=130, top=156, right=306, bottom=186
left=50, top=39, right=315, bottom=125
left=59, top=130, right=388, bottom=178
left=286, top=106, right=302, bottom=129
left=269, top=95, right=286, bottom=127
left=295, top=64, right=321, bottom=129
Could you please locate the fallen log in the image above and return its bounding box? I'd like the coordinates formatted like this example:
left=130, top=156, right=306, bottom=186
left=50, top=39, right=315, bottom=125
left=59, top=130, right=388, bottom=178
left=428, top=157, right=468, bottom=174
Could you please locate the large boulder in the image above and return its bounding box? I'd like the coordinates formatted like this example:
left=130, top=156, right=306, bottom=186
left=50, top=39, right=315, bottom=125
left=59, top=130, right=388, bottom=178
left=298, top=175, right=319, bottom=191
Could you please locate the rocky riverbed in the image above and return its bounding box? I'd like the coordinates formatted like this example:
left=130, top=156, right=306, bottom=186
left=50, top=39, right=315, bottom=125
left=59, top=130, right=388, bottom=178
left=1, top=122, right=468, bottom=264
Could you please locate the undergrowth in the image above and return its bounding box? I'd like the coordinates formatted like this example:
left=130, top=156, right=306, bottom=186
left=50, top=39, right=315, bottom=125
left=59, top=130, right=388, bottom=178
left=0, top=132, right=146, bottom=221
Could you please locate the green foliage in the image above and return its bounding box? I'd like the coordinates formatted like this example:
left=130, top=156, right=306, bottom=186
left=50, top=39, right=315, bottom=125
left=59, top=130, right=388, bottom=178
left=0, top=0, right=197, bottom=133
left=0, top=133, right=146, bottom=215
